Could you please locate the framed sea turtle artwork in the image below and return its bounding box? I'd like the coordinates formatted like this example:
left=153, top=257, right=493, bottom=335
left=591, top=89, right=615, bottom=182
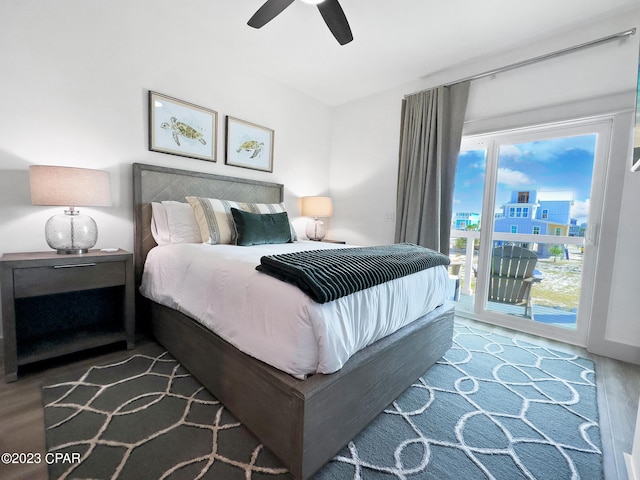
left=225, top=116, right=274, bottom=172
left=149, top=91, right=217, bottom=162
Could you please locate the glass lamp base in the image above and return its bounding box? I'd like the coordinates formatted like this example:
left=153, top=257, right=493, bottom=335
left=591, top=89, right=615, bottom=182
left=56, top=247, right=91, bottom=255
left=305, top=218, right=326, bottom=241
left=45, top=211, right=98, bottom=254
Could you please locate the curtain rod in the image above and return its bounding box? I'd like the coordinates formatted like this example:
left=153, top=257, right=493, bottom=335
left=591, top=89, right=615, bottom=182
left=406, top=28, right=636, bottom=96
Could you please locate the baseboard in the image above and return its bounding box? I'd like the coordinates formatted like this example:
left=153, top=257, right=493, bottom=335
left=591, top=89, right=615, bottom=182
left=626, top=453, right=637, bottom=480
left=588, top=338, right=640, bottom=366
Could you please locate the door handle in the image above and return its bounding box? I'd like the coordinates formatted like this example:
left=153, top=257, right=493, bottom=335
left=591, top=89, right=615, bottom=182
left=585, top=224, right=598, bottom=246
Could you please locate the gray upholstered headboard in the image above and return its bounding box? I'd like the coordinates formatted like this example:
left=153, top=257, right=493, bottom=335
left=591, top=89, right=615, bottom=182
left=132, top=163, right=284, bottom=284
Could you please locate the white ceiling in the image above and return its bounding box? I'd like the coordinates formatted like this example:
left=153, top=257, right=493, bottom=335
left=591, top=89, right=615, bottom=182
left=150, top=1, right=639, bottom=106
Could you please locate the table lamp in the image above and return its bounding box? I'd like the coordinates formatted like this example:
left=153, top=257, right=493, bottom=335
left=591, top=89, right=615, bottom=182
left=29, top=165, right=112, bottom=254
left=301, top=196, right=333, bottom=241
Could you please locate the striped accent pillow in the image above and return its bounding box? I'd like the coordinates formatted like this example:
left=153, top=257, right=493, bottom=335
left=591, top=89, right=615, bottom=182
left=186, top=197, right=297, bottom=244
left=186, top=196, right=248, bottom=244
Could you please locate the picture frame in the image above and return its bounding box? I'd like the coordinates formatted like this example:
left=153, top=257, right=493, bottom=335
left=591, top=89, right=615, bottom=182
left=225, top=116, right=274, bottom=172
left=149, top=91, right=217, bottom=162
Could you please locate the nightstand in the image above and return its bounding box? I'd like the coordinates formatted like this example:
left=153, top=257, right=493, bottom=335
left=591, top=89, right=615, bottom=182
left=1, top=249, right=135, bottom=382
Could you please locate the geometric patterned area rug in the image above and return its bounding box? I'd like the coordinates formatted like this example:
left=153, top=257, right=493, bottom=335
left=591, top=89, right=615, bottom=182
left=42, top=323, right=603, bottom=479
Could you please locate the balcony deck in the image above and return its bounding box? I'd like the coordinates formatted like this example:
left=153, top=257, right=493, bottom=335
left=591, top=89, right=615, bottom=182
left=454, top=293, right=577, bottom=330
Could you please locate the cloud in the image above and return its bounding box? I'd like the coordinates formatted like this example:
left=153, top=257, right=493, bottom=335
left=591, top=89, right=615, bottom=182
left=502, top=136, right=596, bottom=164
left=571, top=199, right=590, bottom=220
left=497, top=168, right=532, bottom=186
left=499, top=144, right=522, bottom=162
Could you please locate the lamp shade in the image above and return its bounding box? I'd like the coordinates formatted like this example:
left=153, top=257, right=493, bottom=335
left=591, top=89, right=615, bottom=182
left=29, top=165, right=111, bottom=254
left=300, top=196, right=333, bottom=217
left=29, top=165, right=111, bottom=207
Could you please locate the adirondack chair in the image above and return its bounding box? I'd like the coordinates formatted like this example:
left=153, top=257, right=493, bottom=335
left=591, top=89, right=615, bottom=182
left=488, top=245, right=538, bottom=317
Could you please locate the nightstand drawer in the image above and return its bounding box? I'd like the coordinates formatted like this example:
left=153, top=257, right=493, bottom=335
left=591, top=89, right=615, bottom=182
left=13, top=261, right=126, bottom=298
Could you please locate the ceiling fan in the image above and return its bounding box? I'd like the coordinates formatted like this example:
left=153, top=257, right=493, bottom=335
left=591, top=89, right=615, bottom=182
left=248, top=0, right=353, bottom=45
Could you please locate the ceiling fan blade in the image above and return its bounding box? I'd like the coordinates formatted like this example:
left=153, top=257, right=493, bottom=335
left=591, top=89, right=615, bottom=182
left=317, top=0, right=353, bottom=45
left=248, top=0, right=295, bottom=28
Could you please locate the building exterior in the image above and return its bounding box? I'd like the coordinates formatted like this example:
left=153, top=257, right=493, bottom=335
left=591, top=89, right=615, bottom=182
left=494, top=190, right=573, bottom=234
left=568, top=219, right=586, bottom=237
left=454, top=212, right=481, bottom=230
left=452, top=191, right=581, bottom=241
left=492, top=190, right=580, bottom=257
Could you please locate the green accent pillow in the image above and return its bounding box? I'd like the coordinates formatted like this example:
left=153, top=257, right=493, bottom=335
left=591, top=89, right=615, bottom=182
left=231, top=208, right=293, bottom=246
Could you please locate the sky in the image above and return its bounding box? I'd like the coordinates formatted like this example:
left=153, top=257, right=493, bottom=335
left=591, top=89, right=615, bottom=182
left=453, top=133, right=597, bottom=226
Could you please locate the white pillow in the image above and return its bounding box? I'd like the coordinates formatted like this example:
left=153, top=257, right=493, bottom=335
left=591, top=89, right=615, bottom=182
left=150, top=201, right=202, bottom=244
left=151, top=202, right=170, bottom=245
left=164, top=201, right=202, bottom=244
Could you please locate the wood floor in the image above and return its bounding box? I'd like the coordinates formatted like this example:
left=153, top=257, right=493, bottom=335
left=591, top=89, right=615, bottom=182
left=1, top=319, right=639, bottom=480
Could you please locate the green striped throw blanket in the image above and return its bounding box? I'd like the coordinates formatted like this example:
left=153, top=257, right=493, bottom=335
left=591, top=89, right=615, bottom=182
left=256, top=243, right=450, bottom=303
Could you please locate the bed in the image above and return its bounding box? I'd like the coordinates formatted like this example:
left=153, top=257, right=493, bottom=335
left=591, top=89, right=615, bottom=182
left=133, top=163, right=454, bottom=479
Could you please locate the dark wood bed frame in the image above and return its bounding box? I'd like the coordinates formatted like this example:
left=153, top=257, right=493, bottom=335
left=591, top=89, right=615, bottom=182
left=132, top=163, right=454, bottom=479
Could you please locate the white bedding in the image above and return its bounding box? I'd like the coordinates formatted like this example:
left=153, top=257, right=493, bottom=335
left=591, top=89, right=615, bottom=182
left=139, top=241, right=449, bottom=378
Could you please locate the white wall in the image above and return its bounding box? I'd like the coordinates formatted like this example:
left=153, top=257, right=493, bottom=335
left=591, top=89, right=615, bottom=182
left=329, top=93, right=402, bottom=245
left=0, top=2, right=333, bottom=257
left=329, top=10, right=640, bottom=362
left=607, top=154, right=640, bottom=346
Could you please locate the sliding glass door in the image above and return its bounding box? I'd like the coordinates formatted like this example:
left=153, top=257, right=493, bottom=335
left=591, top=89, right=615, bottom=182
left=451, top=118, right=612, bottom=345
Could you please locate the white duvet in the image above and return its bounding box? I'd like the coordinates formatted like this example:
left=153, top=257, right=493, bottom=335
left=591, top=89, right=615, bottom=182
left=139, top=241, right=448, bottom=378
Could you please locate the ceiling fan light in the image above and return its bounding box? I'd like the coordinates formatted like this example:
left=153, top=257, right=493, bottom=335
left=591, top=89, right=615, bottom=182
left=301, top=0, right=325, bottom=4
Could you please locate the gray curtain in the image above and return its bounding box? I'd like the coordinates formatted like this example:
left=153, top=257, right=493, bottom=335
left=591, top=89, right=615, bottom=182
left=394, top=81, right=470, bottom=255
